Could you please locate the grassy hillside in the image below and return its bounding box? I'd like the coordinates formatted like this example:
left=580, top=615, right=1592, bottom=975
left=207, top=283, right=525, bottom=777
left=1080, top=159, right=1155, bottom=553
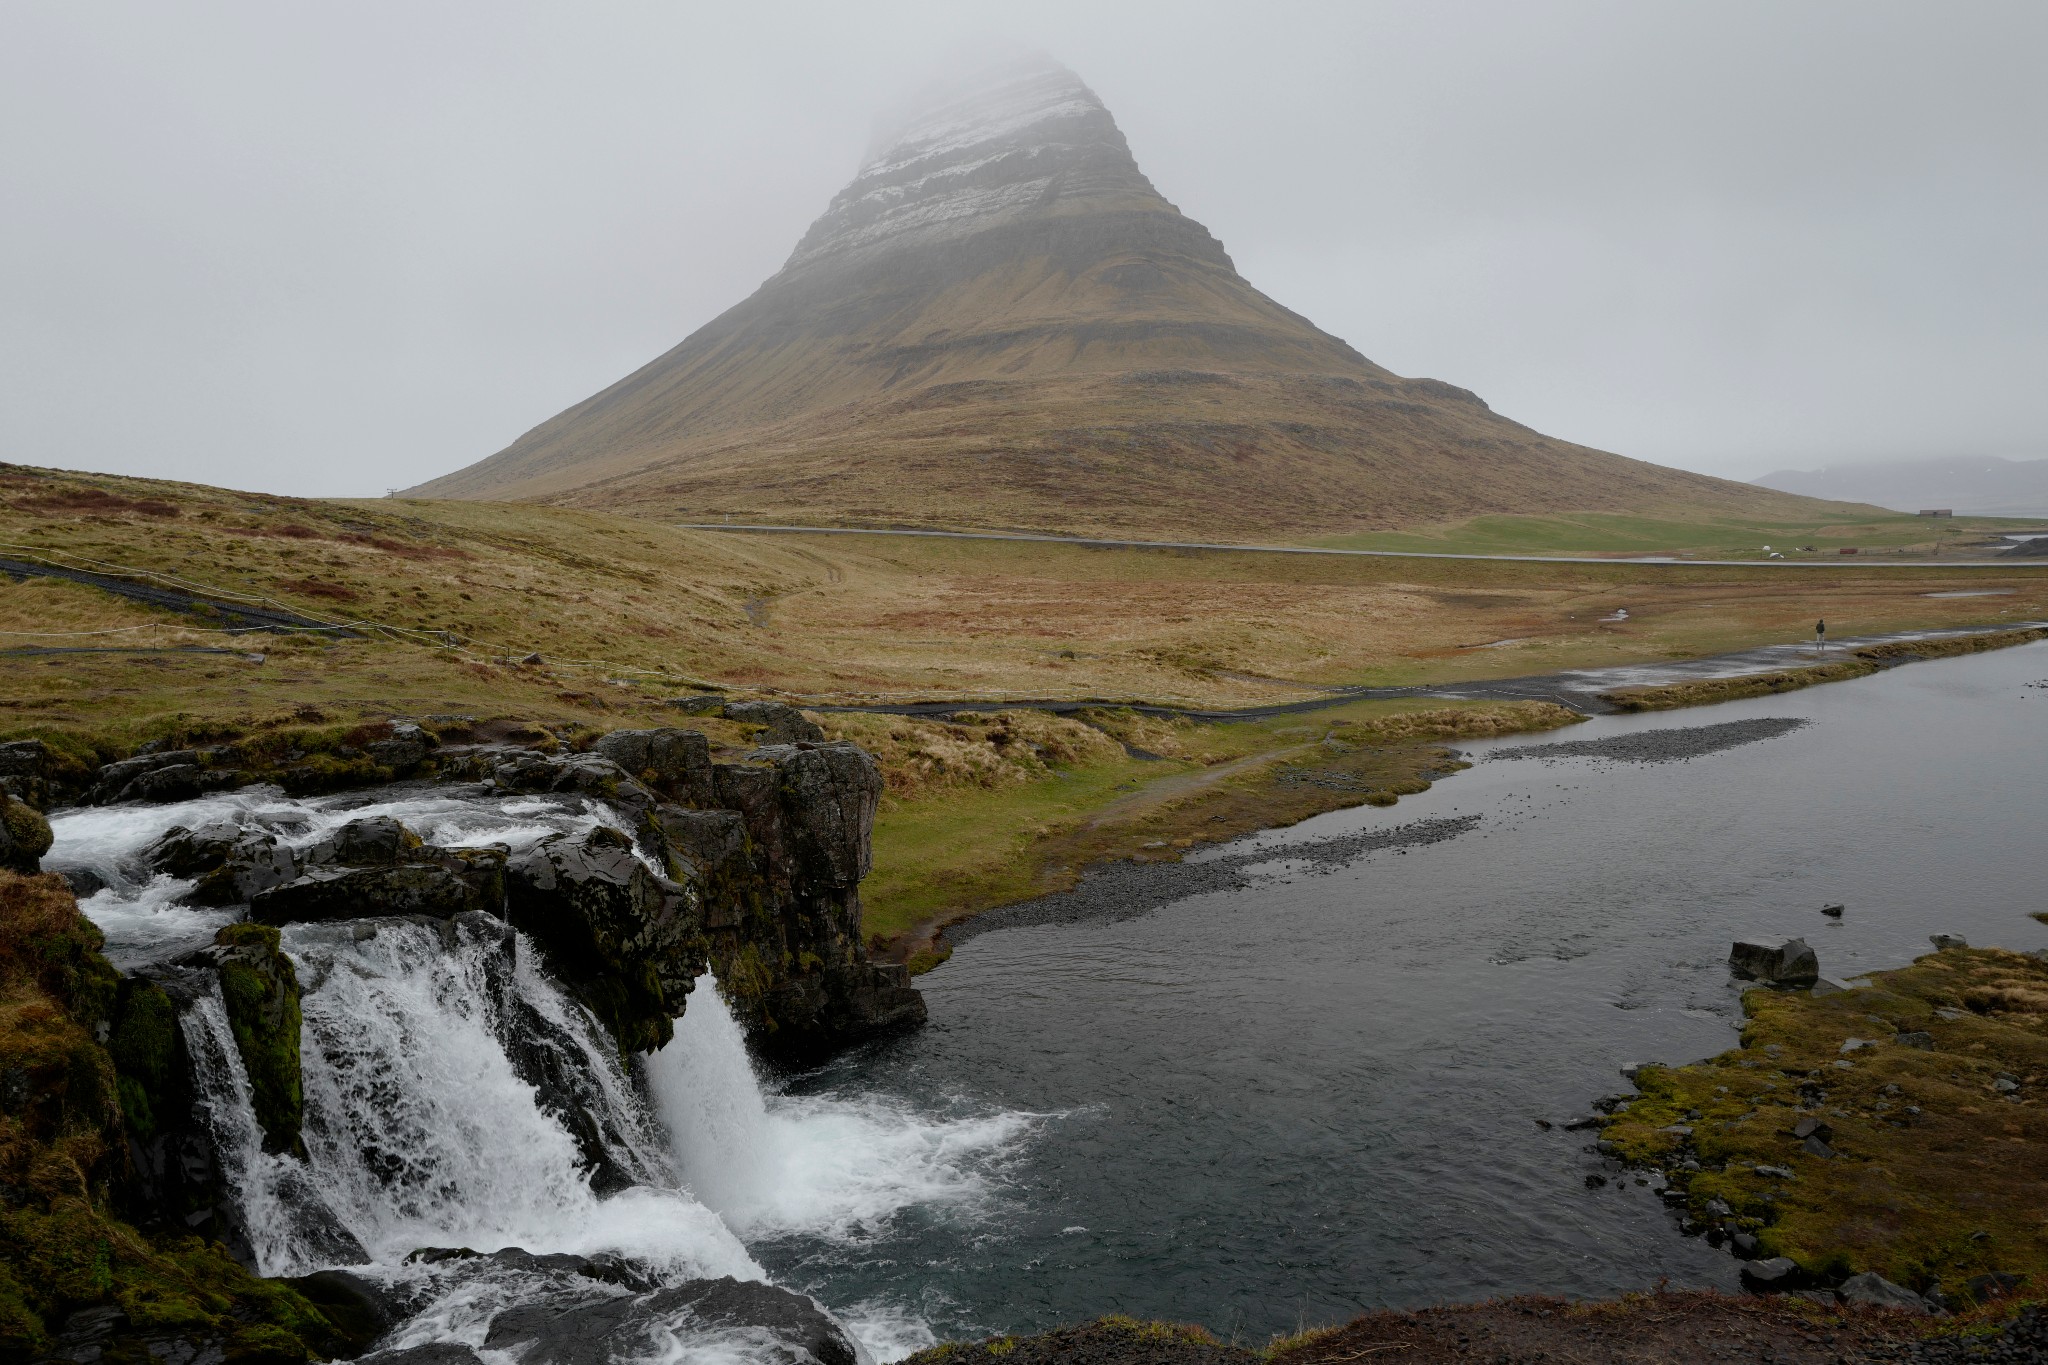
left=1313, top=508, right=2038, bottom=559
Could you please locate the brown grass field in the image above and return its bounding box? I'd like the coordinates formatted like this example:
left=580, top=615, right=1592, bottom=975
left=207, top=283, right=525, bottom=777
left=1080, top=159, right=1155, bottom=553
left=7, top=461, right=2047, bottom=949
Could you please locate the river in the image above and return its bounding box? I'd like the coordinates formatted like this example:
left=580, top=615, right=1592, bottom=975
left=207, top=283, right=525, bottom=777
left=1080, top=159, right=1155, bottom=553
left=765, top=639, right=2048, bottom=1343
left=42, top=640, right=2048, bottom=1358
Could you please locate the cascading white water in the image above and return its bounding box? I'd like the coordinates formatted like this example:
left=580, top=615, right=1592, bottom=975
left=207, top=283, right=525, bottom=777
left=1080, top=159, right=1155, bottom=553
left=650, top=982, right=1036, bottom=1242
left=47, top=789, right=1036, bottom=1363
left=289, top=918, right=757, bottom=1279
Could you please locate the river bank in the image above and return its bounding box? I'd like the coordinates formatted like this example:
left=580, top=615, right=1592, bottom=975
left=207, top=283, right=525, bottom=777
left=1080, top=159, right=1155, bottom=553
left=905, top=1296, right=2048, bottom=1365
left=796, top=640, right=2048, bottom=1345
left=858, top=622, right=2046, bottom=967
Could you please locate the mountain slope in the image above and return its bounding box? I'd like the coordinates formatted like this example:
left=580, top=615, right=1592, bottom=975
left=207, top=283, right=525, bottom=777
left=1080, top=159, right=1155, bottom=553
left=411, top=58, right=1816, bottom=537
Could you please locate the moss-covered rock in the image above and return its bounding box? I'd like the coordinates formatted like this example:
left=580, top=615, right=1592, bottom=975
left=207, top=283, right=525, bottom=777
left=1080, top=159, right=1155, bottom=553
left=209, top=923, right=303, bottom=1158
left=0, top=872, right=340, bottom=1360
left=0, top=792, right=53, bottom=874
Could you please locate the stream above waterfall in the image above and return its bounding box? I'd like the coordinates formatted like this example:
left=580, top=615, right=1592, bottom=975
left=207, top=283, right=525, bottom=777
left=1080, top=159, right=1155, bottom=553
left=41, top=640, right=2048, bottom=1357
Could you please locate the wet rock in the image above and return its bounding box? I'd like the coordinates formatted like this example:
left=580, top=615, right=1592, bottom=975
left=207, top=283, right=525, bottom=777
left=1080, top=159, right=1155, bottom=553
left=0, top=790, right=54, bottom=874
left=591, top=728, right=716, bottom=806
left=504, top=825, right=704, bottom=1055
left=721, top=700, right=826, bottom=744
left=1740, top=1256, right=1803, bottom=1291
left=286, top=1268, right=407, bottom=1356
left=359, top=1347, right=486, bottom=1365
left=304, top=815, right=423, bottom=866
left=1730, top=1232, right=1760, bottom=1258
left=1821, top=902, right=1845, bottom=917
left=143, top=821, right=300, bottom=905
left=59, top=866, right=107, bottom=898
left=1929, top=933, right=1968, bottom=951
left=85, top=748, right=246, bottom=805
left=249, top=852, right=506, bottom=926
left=1838, top=1271, right=1929, bottom=1312
left=205, top=923, right=304, bottom=1156
left=483, top=1276, right=858, bottom=1365
left=652, top=807, right=751, bottom=924
left=1728, top=936, right=1819, bottom=986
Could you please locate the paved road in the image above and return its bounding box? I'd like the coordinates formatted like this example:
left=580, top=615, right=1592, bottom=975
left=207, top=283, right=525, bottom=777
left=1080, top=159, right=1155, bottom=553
left=676, top=522, right=2040, bottom=569
left=0, top=556, right=356, bottom=635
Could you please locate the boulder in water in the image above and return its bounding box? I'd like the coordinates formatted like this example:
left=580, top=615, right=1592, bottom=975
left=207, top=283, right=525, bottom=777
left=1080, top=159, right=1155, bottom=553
left=483, top=1275, right=858, bottom=1365
left=1728, top=936, right=1820, bottom=986
left=143, top=820, right=300, bottom=905
left=304, top=815, right=424, bottom=866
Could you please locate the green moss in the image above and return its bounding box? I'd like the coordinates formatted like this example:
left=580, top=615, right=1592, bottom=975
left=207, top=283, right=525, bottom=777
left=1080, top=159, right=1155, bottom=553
left=0, top=875, right=342, bottom=1360
left=108, top=980, right=180, bottom=1141
left=1600, top=947, right=2048, bottom=1296
left=211, top=926, right=303, bottom=1158
left=1, top=795, right=53, bottom=861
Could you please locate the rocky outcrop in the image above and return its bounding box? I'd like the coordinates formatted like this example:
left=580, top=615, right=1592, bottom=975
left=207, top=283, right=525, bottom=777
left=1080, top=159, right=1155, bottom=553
left=504, top=825, right=703, bottom=1056
left=84, top=746, right=247, bottom=806
left=248, top=817, right=506, bottom=926
left=0, top=739, right=54, bottom=809
left=692, top=742, right=925, bottom=1057
left=206, top=923, right=305, bottom=1156
left=482, top=1275, right=858, bottom=1365
left=60, top=722, right=920, bottom=1063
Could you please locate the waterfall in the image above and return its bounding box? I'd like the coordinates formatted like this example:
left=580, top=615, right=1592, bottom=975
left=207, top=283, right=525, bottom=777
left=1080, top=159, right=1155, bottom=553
left=650, top=984, right=1037, bottom=1243
left=50, top=789, right=1032, bottom=1362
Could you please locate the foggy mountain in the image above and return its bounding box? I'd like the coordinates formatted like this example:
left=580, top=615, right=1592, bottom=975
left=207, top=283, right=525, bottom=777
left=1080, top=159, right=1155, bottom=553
left=410, top=56, right=1815, bottom=537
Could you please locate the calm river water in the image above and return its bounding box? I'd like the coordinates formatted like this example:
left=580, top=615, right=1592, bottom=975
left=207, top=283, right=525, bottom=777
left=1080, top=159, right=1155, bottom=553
left=759, top=641, right=2048, bottom=1343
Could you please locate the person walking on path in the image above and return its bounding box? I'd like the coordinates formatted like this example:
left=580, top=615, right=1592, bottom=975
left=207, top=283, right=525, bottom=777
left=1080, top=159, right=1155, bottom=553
left=1815, top=618, right=1827, bottom=655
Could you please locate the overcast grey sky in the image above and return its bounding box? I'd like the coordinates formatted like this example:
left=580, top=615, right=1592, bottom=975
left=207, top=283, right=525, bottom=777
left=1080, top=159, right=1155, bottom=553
left=3, top=0, right=2043, bottom=498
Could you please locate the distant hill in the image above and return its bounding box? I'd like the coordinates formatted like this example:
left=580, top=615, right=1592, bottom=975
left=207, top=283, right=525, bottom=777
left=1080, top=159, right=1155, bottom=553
left=1755, top=457, right=2048, bottom=519
left=411, top=57, right=1820, bottom=538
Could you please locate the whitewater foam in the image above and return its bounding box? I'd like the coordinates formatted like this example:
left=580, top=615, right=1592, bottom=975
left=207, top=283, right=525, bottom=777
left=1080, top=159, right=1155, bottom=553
left=46, top=790, right=1035, bottom=1363
left=650, top=979, right=1036, bottom=1242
